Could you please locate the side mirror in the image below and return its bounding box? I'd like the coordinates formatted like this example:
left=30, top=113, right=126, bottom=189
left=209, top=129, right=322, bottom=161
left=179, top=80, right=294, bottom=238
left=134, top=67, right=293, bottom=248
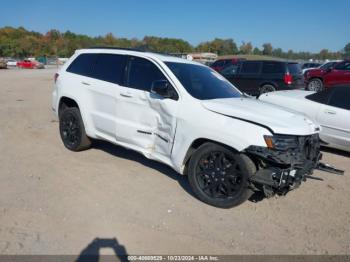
left=151, top=80, right=173, bottom=99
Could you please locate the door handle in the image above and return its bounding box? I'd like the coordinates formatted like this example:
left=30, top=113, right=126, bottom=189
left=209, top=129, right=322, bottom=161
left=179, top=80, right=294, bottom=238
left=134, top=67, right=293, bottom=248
left=324, top=109, right=336, bottom=115
left=81, top=81, right=90, bottom=86
left=120, top=92, right=133, bottom=98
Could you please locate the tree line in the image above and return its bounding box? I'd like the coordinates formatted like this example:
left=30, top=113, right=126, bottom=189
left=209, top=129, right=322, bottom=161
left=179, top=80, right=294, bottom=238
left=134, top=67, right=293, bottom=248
left=0, top=26, right=349, bottom=60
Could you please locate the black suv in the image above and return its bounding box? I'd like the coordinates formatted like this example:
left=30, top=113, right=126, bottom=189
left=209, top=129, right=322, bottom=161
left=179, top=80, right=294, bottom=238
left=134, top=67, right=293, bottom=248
left=220, top=60, right=304, bottom=96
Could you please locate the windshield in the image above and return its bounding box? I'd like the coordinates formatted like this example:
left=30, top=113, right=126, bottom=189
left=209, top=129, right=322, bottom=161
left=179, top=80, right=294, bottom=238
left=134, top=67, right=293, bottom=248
left=165, top=62, right=241, bottom=100
left=319, top=62, right=336, bottom=70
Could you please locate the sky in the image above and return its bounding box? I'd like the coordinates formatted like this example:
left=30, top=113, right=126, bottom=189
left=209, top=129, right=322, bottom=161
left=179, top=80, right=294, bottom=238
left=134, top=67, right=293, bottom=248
left=1, top=0, right=349, bottom=52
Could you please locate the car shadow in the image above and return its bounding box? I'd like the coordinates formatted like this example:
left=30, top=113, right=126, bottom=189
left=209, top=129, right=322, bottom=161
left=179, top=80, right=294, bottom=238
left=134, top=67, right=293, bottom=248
left=92, top=140, right=196, bottom=199
left=321, top=146, right=350, bottom=158
left=76, top=237, right=128, bottom=262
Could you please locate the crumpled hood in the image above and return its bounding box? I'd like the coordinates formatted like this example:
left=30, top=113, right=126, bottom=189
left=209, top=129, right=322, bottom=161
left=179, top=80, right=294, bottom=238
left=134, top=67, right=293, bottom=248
left=201, top=97, right=319, bottom=135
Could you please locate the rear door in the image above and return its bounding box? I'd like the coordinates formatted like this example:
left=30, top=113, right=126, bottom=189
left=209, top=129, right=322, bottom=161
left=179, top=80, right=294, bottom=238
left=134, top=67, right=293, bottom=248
left=233, top=61, right=262, bottom=95
left=261, top=61, right=285, bottom=89
left=316, top=87, right=350, bottom=149
left=86, top=53, right=128, bottom=139
left=114, top=56, right=179, bottom=157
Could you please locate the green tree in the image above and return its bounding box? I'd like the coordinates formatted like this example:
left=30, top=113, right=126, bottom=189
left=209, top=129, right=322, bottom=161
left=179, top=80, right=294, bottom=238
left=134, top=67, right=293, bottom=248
left=196, top=38, right=238, bottom=55
left=344, top=43, right=350, bottom=58
left=262, top=43, right=273, bottom=56
left=239, top=42, right=253, bottom=54
left=253, top=47, right=261, bottom=55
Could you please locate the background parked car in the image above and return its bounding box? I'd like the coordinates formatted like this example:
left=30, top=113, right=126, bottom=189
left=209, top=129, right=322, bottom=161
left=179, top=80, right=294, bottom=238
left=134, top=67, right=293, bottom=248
left=303, top=61, right=341, bottom=76
left=301, top=62, right=322, bottom=74
left=0, top=59, right=7, bottom=69
left=210, top=58, right=246, bottom=72
left=305, top=60, right=350, bottom=91
left=17, top=59, right=45, bottom=69
left=259, top=86, right=350, bottom=152
left=6, top=59, right=17, bottom=67
left=220, top=60, right=304, bottom=96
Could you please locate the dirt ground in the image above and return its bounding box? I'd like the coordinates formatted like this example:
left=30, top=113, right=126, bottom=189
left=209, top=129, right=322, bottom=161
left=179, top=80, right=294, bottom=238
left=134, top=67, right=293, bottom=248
left=0, top=68, right=349, bottom=256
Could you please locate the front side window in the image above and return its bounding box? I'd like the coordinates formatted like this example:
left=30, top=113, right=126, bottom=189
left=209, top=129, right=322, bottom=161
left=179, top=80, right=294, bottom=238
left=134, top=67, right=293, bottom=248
left=220, top=64, right=239, bottom=76
left=92, top=54, right=127, bottom=84
left=66, top=53, right=98, bottom=77
left=240, top=62, right=261, bottom=74
left=126, top=57, right=167, bottom=91
left=334, top=61, right=350, bottom=71
left=306, top=89, right=332, bottom=104
left=212, top=60, right=225, bottom=67
left=166, top=62, right=241, bottom=100
left=328, top=87, right=350, bottom=110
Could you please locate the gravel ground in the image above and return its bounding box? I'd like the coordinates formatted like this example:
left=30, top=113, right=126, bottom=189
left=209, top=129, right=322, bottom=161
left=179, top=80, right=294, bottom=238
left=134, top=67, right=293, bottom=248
left=0, top=68, right=349, bottom=256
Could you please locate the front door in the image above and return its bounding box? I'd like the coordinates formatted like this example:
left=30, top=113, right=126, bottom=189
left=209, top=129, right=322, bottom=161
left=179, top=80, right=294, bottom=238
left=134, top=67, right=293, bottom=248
left=114, top=56, right=178, bottom=157
left=316, top=87, right=350, bottom=149
left=324, top=61, right=350, bottom=87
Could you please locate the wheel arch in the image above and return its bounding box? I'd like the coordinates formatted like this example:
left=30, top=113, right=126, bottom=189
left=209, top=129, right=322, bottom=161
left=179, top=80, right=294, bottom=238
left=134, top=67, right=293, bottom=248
left=308, top=76, right=324, bottom=83
left=58, top=96, right=80, bottom=116
left=260, top=81, right=277, bottom=88
left=182, top=138, right=240, bottom=168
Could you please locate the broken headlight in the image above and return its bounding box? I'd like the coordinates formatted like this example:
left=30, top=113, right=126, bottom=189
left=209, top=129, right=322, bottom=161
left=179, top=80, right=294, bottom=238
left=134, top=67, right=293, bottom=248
left=264, top=135, right=298, bottom=151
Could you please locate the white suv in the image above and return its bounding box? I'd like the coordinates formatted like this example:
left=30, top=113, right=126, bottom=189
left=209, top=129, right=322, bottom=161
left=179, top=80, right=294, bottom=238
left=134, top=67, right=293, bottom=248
left=52, top=48, right=321, bottom=208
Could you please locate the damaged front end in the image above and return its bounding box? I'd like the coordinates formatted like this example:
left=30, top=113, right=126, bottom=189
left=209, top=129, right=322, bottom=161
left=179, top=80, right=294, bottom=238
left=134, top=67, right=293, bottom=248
left=245, top=133, right=321, bottom=197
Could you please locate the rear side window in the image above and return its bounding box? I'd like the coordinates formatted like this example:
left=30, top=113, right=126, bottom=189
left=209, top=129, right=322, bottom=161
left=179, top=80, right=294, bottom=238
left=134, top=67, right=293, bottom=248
left=212, top=60, right=225, bottom=67
left=92, top=54, right=127, bottom=84
left=287, top=63, right=302, bottom=74
left=240, top=62, right=261, bottom=74
left=262, top=62, right=284, bottom=74
left=329, top=87, right=350, bottom=110
left=66, top=53, right=97, bottom=77
left=126, top=57, right=167, bottom=91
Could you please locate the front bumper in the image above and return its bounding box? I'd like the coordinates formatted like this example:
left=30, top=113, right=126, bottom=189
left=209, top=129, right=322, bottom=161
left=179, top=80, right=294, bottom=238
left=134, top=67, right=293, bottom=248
left=245, top=134, right=321, bottom=196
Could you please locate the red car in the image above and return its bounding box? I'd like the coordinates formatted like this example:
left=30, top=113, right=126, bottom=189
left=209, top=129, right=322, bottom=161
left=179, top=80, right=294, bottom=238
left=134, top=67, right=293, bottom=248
left=305, top=60, right=350, bottom=91
left=210, top=58, right=246, bottom=72
left=17, top=60, right=44, bottom=69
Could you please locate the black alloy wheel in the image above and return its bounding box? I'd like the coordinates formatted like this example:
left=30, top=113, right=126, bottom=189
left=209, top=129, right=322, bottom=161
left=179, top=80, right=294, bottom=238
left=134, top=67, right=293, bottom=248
left=59, top=107, right=91, bottom=151
left=188, top=143, right=254, bottom=208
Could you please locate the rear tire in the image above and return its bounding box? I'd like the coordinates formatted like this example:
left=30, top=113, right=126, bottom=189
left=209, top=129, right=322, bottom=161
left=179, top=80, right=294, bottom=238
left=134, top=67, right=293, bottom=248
left=307, top=78, right=324, bottom=92
left=59, top=107, right=91, bottom=151
left=260, top=84, right=276, bottom=94
left=187, top=143, right=253, bottom=208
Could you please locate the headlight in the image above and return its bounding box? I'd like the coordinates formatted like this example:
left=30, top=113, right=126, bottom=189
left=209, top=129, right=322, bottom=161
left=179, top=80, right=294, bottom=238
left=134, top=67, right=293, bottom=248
left=264, top=135, right=298, bottom=150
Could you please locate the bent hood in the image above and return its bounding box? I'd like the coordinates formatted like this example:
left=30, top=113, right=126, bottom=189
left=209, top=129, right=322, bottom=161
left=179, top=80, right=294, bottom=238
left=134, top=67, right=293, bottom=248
left=201, top=97, right=319, bottom=135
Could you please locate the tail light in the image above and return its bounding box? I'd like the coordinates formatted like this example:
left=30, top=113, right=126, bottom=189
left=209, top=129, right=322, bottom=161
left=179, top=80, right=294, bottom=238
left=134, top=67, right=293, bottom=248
left=54, top=73, right=59, bottom=83
left=284, top=73, right=292, bottom=85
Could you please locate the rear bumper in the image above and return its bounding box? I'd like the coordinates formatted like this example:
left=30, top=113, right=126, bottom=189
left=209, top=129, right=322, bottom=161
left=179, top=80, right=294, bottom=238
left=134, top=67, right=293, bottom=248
left=245, top=134, right=321, bottom=196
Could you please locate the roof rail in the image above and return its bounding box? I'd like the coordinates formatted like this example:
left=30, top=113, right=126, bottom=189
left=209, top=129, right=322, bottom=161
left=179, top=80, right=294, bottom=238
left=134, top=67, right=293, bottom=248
left=88, top=46, right=145, bottom=52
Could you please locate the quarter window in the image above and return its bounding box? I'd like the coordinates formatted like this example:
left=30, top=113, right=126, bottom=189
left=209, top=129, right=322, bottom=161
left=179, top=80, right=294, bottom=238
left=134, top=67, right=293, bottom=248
left=66, top=53, right=97, bottom=77
left=126, top=57, right=167, bottom=91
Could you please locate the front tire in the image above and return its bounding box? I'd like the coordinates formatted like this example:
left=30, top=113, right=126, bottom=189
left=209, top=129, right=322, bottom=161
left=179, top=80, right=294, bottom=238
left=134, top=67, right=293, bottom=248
left=307, top=78, right=324, bottom=92
left=59, top=107, right=91, bottom=151
left=188, top=143, right=253, bottom=208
